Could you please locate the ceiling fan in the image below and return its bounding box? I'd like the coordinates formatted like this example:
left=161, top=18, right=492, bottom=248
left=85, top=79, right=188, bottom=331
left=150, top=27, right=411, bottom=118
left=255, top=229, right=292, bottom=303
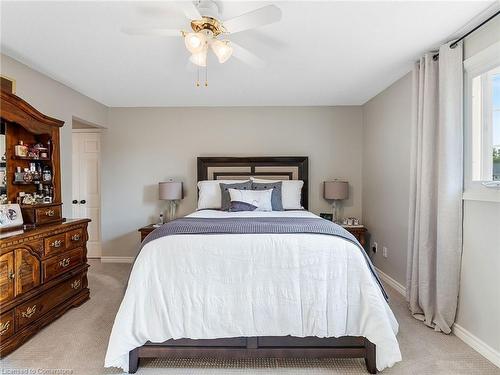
left=122, top=1, right=282, bottom=71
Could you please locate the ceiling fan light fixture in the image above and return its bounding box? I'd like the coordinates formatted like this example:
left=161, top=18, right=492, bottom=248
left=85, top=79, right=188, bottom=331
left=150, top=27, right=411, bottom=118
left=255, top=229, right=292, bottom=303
left=184, top=32, right=207, bottom=53
left=211, top=40, right=233, bottom=64
left=189, top=48, right=208, bottom=67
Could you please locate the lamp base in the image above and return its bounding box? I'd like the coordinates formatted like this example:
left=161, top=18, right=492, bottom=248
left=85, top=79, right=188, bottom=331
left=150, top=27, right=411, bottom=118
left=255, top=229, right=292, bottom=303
left=332, top=200, right=341, bottom=224
left=165, top=200, right=178, bottom=222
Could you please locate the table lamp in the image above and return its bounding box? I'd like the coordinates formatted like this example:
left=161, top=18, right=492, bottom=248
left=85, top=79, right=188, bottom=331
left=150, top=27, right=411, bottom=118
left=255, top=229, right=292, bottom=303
left=324, top=180, right=348, bottom=223
left=159, top=180, right=183, bottom=223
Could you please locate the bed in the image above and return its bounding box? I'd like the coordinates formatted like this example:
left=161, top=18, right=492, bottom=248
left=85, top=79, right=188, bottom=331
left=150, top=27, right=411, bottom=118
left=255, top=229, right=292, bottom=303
left=104, top=157, right=401, bottom=373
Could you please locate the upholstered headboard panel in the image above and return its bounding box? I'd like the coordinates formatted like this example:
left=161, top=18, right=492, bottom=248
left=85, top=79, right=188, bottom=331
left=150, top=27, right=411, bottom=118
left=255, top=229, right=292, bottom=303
left=197, top=157, right=308, bottom=209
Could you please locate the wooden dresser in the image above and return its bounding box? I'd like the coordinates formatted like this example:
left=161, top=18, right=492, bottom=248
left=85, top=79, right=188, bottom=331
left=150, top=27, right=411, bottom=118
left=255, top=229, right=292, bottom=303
left=0, top=220, right=90, bottom=356
left=0, top=90, right=90, bottom=357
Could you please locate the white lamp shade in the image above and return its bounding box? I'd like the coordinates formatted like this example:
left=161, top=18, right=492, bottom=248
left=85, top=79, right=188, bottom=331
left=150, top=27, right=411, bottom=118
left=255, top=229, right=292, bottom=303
left=159, top=181, right=183, bottom=200
left=211, top=40, right=233, bottom=63
left=324, top=181, right=348, bottom=200
left=184, top=32, right=207, bottom=54
left=190, top=48, right=208, bottom=67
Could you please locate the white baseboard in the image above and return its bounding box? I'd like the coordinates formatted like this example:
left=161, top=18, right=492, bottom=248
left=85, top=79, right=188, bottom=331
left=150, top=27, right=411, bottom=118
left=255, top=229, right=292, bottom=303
left=100, top=256, right=134, bottom=263
left=375, top=267, right=406, bottom=297
left=453, top=323, right=500, bottom=368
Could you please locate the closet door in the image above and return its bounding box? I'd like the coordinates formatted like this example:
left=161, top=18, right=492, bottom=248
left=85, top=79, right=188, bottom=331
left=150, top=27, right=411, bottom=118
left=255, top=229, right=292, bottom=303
left=72, top=132, right=82, bottom=220
left=72, top=131, right=101, bottom=258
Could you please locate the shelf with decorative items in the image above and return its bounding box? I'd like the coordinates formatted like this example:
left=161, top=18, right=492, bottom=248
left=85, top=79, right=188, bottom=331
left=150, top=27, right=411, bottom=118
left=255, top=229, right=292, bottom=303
left=12, top=181, right=52, bottom=185
left=12, top=156, right=50, bottom=161
left=1, top=90, right=62, bottom=225
left=10, top=151, right=55, bottom=211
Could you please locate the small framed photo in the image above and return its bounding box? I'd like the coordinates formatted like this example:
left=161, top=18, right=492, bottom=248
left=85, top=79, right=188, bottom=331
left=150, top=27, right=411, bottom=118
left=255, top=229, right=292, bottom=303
left=0, top=75, right=16, bottom=94
left=320, top=213, right=333, bottom=221
left=0, top=203, right=23, bottom=230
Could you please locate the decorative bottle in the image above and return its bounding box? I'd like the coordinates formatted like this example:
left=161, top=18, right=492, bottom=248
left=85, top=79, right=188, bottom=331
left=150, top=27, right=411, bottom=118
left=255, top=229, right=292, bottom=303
left=15, top=140, right=28, bottom=157
left=42, top=165, right=52, bottom=182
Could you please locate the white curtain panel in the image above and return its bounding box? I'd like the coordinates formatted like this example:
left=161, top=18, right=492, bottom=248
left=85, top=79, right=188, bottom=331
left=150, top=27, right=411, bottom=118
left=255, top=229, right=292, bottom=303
left=406, top=41, right=463, bottom=333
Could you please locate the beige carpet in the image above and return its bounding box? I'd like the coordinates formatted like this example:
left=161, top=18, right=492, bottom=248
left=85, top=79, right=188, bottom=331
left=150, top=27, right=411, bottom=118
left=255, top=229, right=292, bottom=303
left=1, top=260, right=499, bottom=375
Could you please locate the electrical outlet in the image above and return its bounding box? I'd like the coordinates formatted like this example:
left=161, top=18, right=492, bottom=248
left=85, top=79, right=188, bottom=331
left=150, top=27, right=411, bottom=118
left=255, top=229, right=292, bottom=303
left=382, top=246, right=388, bottom=258
left=372, top=242, right=378, bottom=253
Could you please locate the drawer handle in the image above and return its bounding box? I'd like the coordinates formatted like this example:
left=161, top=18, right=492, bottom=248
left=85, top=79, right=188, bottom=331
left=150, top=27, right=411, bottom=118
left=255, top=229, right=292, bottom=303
left=71, top=234, right=80, bottom=242
left=71, top=280, right=81, bottom=289
left=8, top=271, right=15, bottom=280
left=51, top=240, right=63, bottom=248
left=0, top=321, right=10, bottom=335
left=59, top=258, right=70, bottom=268
left=21, top=305, right=37, bottom=319
left=45, top=210, right=55, bottom=217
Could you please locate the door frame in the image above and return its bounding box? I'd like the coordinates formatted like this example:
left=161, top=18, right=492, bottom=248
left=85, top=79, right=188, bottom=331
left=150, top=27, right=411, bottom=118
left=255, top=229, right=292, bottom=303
left=72, top=128, right=102, bottom=258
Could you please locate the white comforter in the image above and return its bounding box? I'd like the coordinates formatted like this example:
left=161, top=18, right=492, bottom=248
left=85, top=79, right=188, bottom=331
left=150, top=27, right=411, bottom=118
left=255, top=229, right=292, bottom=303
left=105, top=210, right=401, bottom=371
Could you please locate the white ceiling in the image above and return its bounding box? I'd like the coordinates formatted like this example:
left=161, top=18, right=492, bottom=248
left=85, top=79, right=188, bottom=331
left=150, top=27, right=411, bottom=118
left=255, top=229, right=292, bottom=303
left=0, top=1, right=495, bottom=107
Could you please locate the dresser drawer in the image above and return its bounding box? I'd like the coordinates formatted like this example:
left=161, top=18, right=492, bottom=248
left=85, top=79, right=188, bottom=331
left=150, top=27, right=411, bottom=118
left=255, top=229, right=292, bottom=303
left=44, top=233, right=67, bottom=257
left=16, top=274, right=83, bottom=329
left=42, top=248, right=84, bottom=282
left=0, top=309, right=15, bottom=340
left=35, top=205, right=62, bottom=225
left=65, top=228, right=84, bottom=250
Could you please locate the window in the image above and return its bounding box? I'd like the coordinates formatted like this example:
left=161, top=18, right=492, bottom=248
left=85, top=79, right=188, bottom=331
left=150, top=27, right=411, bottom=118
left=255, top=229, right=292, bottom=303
left=471, top=66, right=500, bottom=182
left=464, top=41, right=500, bottom=201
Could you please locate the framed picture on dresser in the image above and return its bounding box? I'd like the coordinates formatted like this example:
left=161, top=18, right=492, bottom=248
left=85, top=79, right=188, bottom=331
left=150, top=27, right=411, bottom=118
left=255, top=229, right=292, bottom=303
left=0, top=203, right=23, bottom=230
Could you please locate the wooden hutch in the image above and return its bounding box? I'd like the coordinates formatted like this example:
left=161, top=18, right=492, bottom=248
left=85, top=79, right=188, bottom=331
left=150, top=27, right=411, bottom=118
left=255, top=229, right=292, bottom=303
left=0, top=90, right=90, bottom=356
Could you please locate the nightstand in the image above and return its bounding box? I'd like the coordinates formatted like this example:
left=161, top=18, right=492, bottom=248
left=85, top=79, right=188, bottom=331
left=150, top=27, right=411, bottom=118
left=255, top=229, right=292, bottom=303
left=342, top=225, right=368, bottom=247
left=138, top=224, right=156, bottom=242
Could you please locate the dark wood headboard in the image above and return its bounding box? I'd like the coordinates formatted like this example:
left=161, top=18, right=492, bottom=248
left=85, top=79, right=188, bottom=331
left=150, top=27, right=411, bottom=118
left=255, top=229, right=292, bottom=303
left=197, top=157, right=309, bottom=209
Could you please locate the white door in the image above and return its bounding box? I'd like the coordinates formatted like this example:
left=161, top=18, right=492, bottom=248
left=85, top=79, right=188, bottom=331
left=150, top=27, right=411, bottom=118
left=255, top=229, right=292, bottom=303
left=72, top=131, right=101, bottom=258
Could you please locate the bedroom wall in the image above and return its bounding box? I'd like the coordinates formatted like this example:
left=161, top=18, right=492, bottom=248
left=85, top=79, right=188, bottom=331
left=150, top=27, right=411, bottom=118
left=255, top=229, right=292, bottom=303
left=464, top=12, right=500, bottom=59
left=456, top=201, right=500, bottom=357
left=0, top=54, right=108, bottom=216
left=102, top=106, right=363, bottom=258
left=361, top=73, right=412, bottom=285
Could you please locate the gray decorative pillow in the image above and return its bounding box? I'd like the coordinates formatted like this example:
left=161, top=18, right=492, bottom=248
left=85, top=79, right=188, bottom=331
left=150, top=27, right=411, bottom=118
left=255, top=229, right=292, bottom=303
left=219, top=181, right=252, bottom=211
left=229, top=201, right=258, bottom=212
left=251, top=181, right=283, bottom=211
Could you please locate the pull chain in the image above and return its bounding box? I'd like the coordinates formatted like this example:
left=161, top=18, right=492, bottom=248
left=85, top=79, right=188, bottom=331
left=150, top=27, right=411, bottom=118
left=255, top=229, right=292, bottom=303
left=194, top=61, right=207, bottom=87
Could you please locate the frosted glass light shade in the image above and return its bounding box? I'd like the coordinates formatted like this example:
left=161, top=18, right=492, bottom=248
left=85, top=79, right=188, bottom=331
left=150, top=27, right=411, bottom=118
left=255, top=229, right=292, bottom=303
left=211, top=40, right=233, bottom=63
left=189, top=48, right=208, bottom=67
left=324, top=181, right=348, bottom=200
left=159, top=181, right=183, bottom=200
left=184, top=32, right=207, bottom=53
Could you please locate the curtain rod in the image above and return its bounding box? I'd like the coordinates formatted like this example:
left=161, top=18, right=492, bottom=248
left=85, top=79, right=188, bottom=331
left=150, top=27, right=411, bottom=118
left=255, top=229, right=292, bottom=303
left=432, top=10, right=500, bottom=60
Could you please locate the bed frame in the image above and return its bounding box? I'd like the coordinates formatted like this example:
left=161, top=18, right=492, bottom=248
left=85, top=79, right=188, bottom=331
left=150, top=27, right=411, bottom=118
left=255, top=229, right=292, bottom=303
left=128, top=156, right=377, bottom=374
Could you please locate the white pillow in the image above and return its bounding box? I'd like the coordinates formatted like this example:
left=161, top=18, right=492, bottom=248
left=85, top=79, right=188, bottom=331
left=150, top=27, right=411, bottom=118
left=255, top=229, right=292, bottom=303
left=251, top=178, right=304, bottom=210
left=228, top=188, right=273, bottom=212
left=197, top=180, right=250, bottom=210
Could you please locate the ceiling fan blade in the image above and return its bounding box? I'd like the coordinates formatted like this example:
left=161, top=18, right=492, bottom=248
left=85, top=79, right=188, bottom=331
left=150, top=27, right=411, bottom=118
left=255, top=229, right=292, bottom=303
left=231, top=42, right=265, bottom=68
left=121, top=27, right=182, bottom=37
left=175, top=1, right=202, bottom=20
left=223, top=5, right=281, bottom=34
